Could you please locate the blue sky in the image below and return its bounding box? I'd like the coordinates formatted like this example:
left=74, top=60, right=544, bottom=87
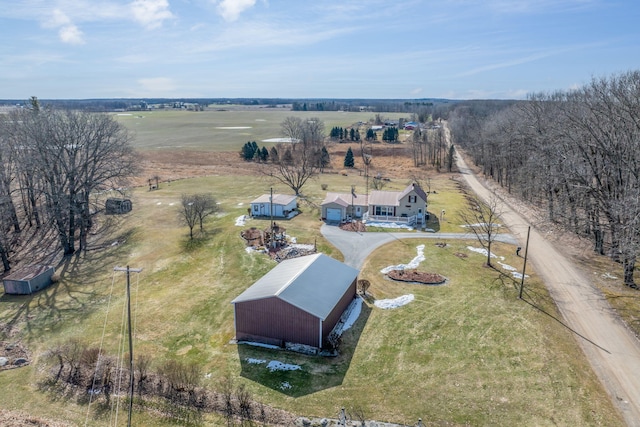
left=1, top=0, right=639, bottom=100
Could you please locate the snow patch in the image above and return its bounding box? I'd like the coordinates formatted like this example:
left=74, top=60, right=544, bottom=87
left=381, top=245, right=425, bottom=274
left=332, top=298, right=362, bottom=337
left=512, top=272, right=530, bottom=279
left=238, top=341, right=280, bottom=350
left=497, top=262, right=517, bottom=272
left=366, top=221, right=413, bottom=230
left=280, top=381, right=292, bottom=390
left=375, top=294, right=414, bottom=309
left=467, top=246, right=499, bottom=258
left=461, top=223, right=502, bottom=228
left=262, top=137, right=299, bottom=143
left=246, top=358, right=266, bottom=365
left=235, top=215, right=247, bottom=226
left=267, top=361, right=301, bottom=372
left=602, top=272, right=618, bottom=280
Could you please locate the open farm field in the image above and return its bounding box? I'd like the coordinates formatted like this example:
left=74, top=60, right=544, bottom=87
left=113, top=108, right=403, bottom=152
left=0, top=170, right=624, bottom=426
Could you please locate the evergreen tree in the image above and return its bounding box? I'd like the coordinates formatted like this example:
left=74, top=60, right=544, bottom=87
left=344, top=147, right=355, bottom=168
left=320, top=146, right=331, bottom=170
left=241, top=142, right=255, bottom=160
left=269, top=146, right=278, bottom=163
left=260, top=146, right=269, bottom=162
left=349, top=128, right=356, bottom=141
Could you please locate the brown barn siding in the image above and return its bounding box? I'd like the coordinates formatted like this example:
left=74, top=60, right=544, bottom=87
left=321, top=278, right=357, bottom=344
left=234, top=297, right=321, bottom=347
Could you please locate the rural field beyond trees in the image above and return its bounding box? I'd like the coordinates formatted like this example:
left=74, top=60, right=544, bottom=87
left=0, top=106, right=631, bottom=426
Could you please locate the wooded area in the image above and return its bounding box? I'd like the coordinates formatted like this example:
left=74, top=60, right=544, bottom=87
left=449, top=70, right=640, bottom=287
left=0, top=105, right=137, bottom=270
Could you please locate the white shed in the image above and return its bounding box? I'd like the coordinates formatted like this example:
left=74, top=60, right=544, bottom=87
left=250, top=194, right=298, bottom=219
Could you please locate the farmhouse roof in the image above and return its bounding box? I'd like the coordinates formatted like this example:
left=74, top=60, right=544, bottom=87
left=251, top=194, right=296, bottom=205
left=231, top=253, right=358, bottom=320
left=368, top=183, right=427, bottom=206
left=321, top=192, right=368, bottom=207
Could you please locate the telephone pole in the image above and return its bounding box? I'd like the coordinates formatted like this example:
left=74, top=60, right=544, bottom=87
left=519, top=226, right=531, bottom=299
left=114, top=265, right=142, bottom=427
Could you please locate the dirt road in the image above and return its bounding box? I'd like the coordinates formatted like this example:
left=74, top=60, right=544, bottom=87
left=456, top=152, right=640, bottom=426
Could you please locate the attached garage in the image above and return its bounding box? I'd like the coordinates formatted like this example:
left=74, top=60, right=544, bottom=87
left=326, top=208, right=342, bottom=222
left=232, top=253, right=359, bottom=349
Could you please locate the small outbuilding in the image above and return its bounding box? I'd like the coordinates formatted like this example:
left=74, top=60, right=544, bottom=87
left=250, top=194, right=298, bottom=219
left=232, top=253, right=359, bottom=349
left=2, top=265, right=55, bottom=295
left=105, top=198, right=132, bottom=215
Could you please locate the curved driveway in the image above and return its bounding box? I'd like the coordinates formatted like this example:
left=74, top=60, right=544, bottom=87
left=320, top=225, right=517, bottom=270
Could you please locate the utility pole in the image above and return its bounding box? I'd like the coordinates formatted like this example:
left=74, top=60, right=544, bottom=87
left=519, top=226, right=531, bottom=299
left=270, top=187, right=275, bottom=248
left=114, top=265, right=142, bottom=427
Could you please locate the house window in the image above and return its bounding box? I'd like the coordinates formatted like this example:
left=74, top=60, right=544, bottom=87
left=253, top=205, right=259, bottom=211
left=375, top=206, right=392, bottom=216
left=408, top=195, right=417, bottom=203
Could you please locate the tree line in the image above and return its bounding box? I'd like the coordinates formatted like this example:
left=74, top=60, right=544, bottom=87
left=449, top=70, right=640, bottom=287
left=0, top=101, right=137, bottom=271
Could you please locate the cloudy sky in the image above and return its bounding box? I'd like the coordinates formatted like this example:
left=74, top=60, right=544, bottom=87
left=1, top=0, right=639, bottom=100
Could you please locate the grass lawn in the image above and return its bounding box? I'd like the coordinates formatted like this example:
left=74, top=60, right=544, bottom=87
left=0, top=172, right=624, bottom=426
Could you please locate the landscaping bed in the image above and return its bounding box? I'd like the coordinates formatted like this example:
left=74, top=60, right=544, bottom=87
left=387, top=269, right=446, bottom=285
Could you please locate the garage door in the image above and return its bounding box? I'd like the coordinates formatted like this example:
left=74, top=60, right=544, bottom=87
left=326, top=208, right=342, bottom=222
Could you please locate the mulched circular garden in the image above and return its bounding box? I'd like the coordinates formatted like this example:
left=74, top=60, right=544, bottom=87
left=387, top=269, right=447, bottom=285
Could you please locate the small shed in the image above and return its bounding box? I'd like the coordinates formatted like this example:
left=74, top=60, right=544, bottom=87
left=250, top=194, right=297, bottom=219
left=2, top=265, right=55, bottom=295
left=105, top=198, right=132, bottom=215
left=232, top=254, right=359, bottom=348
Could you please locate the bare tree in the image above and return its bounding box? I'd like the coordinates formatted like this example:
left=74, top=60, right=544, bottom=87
left=193, top=193, right=219, bottom=232
left=459, top=195, right=504, bottom=267
left=268, top=117, right=326, bottom=196
left=180, top=194, right=199, bottom=240
left=9, top=109, right=138, bottom=255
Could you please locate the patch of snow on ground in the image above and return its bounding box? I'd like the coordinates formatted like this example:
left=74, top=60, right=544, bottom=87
left=156, top=202, right=162, bottom=205
left=602, top=272, right=618, bottom=279
left=497, top=262, right=517, bottom=271
left=467, top=246, right=498, bottom=258
left=512, top=272, right=530, bottom=279
left=333, top=298, right=362, bottom=337
left=267, top=361, right=301, bottom=372
left=375, top=294, right=415, bottom=309
left=237, top=202, right=244, bottom=206
left=381, top=245, right=425, bottom=273
left=235, top=215, right=247, bottom=226
left=245, top=246, right=260, bottom=254
left=262, top=137, right=299, bottom=143
left=280, top=381, right=292, bottom=390
left=365, top=221, right=413, bottom=230
left=238, top=341, right=280, bottom=350
left=246, top=358, right=266, bottom=365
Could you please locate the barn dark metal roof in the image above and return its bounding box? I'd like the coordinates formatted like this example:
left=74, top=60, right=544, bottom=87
left=231, top=253, right=358, bottom=320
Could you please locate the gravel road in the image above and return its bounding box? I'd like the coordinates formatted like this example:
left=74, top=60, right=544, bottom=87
left=455, top=152, right=640, bottom=426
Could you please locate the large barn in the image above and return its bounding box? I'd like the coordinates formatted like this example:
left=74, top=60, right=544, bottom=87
left=232, top=253, right=359, bottom=349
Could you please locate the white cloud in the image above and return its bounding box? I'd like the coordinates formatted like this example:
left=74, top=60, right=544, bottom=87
left=131, top=0, right=174, bottom=29
left=59, top=25, right=85, bottom=45
left=43, top=9, right=85, bottom=44
left=216, top=0, right=256, bottom=22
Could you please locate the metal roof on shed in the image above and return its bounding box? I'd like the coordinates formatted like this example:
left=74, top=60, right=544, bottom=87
left=231, top=253, right=358, bottom=320
left=250, top=194, right=297, bottom=205
left=3, top=265, right=53, bottom=281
